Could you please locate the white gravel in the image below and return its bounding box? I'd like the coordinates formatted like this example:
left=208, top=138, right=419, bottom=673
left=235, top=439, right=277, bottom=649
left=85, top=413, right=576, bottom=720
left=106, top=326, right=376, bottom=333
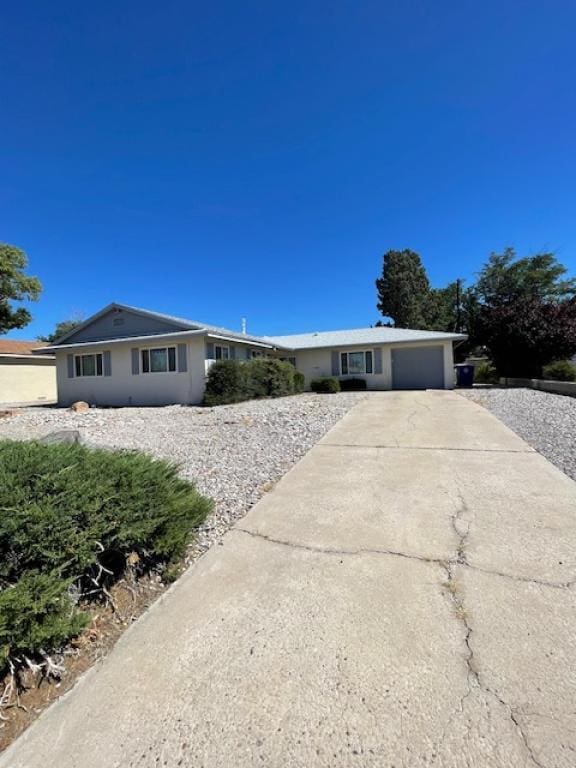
left=0, top=393, right=366, bottom=560
left=459, top=387, right=576, bottom=481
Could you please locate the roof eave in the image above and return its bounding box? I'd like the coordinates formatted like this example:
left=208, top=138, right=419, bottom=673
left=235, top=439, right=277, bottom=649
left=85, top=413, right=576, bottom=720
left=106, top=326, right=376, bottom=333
left=36, top=329, right=208, bottom=352
left=0, top=353, right=56, bottom=360
left=279, top=334, right=468, bottom=351
left=205, top=331, right=291, bottom=350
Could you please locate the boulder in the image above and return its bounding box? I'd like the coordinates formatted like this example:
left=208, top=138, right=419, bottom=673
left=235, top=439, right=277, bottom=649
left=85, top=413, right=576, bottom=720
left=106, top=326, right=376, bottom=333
left=69, top=401, right=90, bottom=413
left=40, top=429, right=83, bottom=445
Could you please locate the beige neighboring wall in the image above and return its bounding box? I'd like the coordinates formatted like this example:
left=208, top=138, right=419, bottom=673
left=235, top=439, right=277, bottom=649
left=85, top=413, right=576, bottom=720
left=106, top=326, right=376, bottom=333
left=295, top=339, right=456, bottom=390
left=0, top=356, right=57, bottom=406
left=56, top=336, right=208, bottom=407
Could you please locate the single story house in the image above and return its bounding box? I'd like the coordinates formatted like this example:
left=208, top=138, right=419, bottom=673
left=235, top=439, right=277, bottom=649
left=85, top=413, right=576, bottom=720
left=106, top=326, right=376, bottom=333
left=40, top=303, right=466, bottom=407
left=0, top=340, right=57, bottom=407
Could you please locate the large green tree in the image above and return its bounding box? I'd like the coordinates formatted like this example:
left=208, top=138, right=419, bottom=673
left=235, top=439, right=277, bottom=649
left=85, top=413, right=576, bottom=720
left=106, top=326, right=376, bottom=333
left=474, top=247, right=576, bottom=305
left=375, top=249, right=432, bottom=328
left=0, top=243, right=42, bottom=334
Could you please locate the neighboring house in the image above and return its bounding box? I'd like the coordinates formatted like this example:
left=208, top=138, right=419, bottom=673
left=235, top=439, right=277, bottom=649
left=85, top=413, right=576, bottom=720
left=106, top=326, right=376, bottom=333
left=40, top=303, right=466, bottom=407
left=0, top=340, right=57, bottom=407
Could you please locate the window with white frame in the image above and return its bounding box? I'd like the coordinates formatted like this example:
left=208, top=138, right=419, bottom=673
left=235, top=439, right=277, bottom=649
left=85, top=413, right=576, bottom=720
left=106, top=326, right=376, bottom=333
left=75, top=353, right=103, bottom=377
left=340, top=350, right=373, bottom=375
left=215, top=344, right=230, bottom=360
left=141, top=346, right=177, bottom=373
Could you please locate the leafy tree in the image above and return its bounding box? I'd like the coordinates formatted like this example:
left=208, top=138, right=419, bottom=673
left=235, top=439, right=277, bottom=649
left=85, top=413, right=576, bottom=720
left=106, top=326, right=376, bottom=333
left=474, top=247, right=576, bottom=305
left=38, top=317, right=83, bottom=343
left=0, top=243, right=42, bottom=334
left=376, top=249, right=432, bottom=328
left=471, top=249, right=576, bottom=376
left=425, top=281, right=468, bottom=333
left=474, top=297, right=576, bottom=377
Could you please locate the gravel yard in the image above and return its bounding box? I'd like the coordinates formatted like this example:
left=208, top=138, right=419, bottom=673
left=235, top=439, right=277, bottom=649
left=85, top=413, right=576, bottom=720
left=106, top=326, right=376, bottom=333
left=459, top=387, right=576, bottom=481
left=0, top=393, right=365, bottom=560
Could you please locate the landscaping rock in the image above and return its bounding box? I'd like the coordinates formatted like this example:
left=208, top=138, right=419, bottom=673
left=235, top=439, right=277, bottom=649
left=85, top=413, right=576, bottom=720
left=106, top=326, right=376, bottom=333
left=69, top=401, right=90, bottom=413
left=0, top=410, right=19, bottom=419
left=40, top=429, right=83, bottom=445
left=0, top=393, right=366, bottom=563
left=460, top=387, right=576, bottom=481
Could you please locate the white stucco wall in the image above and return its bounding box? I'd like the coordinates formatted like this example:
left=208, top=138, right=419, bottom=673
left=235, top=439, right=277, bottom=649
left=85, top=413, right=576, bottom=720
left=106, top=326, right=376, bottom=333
left=55, top=336, right=282, bottom=406
left=295, top=340, right=456, bottom=390
left=0, top=357, right=57, bottom=406
left=56, top=337, right=208, bottom=406
left=55, top=337, right=458, bottom=406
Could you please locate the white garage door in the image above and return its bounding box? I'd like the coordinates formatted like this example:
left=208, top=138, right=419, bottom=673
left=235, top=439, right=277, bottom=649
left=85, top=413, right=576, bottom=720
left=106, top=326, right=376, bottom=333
left=391, top=346, right=445, bottom=390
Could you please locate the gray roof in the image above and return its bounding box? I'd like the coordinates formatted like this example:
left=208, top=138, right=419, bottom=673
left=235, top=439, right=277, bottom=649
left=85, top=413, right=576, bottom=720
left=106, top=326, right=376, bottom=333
left=50, top=302, right=466, bottom=352
left=119, top=304, right=286, bottom=347
left=51, top=303, right=288, bottom=349
left=264, top=327, right=467, bottom=350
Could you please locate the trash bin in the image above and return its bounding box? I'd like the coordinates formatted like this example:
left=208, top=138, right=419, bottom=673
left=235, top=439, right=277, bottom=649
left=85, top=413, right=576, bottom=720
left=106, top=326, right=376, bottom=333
left=455, top=364, right=475, bottom=388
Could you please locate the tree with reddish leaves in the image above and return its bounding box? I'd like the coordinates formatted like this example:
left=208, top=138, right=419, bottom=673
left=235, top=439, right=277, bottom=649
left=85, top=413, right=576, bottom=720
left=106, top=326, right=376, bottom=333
left=469, top=249, right=576, bottom=377
left=474, top=296, right=576, bottom=377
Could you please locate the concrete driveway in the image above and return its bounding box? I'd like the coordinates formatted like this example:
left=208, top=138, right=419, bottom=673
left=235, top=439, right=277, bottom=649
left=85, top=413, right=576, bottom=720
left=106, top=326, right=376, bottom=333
left=2, top=391, right=575, bottom=768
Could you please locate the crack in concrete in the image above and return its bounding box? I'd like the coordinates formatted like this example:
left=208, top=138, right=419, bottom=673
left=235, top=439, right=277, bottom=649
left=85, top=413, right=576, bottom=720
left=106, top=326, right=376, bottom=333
left=441, top=494, right=546, bottom=768
left=232, top=528, right=576, bottom=590
left=233, top=527, right=440, bottom=565
left=237, top=493, right=560, bottom=766
left=318, top=443, right=535, bottom=454
left=236, top=522, right=554, bottom=765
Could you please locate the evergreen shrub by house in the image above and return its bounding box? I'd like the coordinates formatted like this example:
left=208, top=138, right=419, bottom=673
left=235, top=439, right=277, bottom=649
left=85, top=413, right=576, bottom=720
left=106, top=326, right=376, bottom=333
left=293, top=371, right=305, bottom=393
left=339, top=377, right=367, bottom=391
left=246, top=358, right=296, bottom=399
left=474, top=361, right=499, bottom=384
left=0, top=440, right=211, bottom=672
left=310, top=377, right=340, bottom=394
left=204, top=358, right=303, bottom=405
left=542, top=360, right=576, bottom=382
left=202, top=359, right=248, bottom=405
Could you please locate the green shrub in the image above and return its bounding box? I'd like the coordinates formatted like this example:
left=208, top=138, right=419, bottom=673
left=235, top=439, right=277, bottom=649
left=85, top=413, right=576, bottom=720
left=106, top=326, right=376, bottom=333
left=474, top=361, right=499, bottom=384
left=542, top=360, right=576, bottom=382
left=339, top=377, right=367, bottom=391
left=204, top=359, right=248, bottom=406
left=310, top=377, right=340, bottom=394
left=245, top=358, right=295, bottom=398
left=293, top=371, right=305, bottom=393
left=0, top=573, right=88, bottom=669
left=0, top=440, right=212, bottom=671
left=204, top=358, right=303, bottom=405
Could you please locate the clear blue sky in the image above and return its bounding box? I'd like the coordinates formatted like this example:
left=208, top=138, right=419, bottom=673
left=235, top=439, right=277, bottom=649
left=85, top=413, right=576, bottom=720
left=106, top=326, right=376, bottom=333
left=3, top=1, right=576, bottom=339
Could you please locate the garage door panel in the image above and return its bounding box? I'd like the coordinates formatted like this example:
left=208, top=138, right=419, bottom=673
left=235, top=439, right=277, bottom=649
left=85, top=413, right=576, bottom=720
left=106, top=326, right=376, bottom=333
left=391, top=346, right=444, bottom=390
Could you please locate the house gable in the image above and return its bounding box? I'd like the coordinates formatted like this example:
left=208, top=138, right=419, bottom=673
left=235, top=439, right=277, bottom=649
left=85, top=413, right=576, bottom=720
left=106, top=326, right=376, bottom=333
left=57, top=305, right=197, bottom=345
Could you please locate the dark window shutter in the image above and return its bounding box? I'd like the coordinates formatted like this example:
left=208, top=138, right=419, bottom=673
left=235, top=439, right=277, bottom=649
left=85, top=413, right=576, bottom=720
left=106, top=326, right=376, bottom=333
left=67, top=354, right=74, bottom=378
left=131, top=348, right=140, bottom=375
left=365, top=350, right=373, bottom=374
left=229, top=346, right=236, bottom=360
left=177, top=343, right=188, bottom=372
left=246, top=348, right=251, bottom=360
left=103, top=350, right=112, bottom=376
left=331, top=350, right=340, bottom=376
left=374, top=348, right=383, bottom=375
left=206, top=342, right=214, bottom=359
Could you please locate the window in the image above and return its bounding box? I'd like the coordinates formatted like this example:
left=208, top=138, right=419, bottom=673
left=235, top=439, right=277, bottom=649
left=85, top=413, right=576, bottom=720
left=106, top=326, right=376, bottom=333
left=215, top=345, right=230, bottom=360
left=141, top=347, right=176, bottom=373
left=75, top=353, right=103, bottom=377
left=340, top=350, right=373, bottom=375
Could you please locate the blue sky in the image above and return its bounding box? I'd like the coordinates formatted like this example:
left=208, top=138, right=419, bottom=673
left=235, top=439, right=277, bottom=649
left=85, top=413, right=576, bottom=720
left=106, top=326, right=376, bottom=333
left=2, top=1, right=576, bottom=338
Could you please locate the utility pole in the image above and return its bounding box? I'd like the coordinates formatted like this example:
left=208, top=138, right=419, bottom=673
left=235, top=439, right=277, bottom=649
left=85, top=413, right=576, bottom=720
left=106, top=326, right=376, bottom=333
left=455, top=279, right=462, bottom=333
